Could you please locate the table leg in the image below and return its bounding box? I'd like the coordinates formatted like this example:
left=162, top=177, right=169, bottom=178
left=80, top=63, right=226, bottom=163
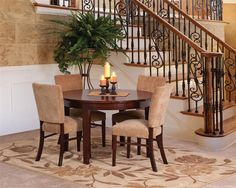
left=82, top=107, right=91, bottom=164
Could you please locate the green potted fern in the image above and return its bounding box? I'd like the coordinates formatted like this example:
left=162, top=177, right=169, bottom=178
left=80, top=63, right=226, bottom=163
left=51, top=12, right=124, bottom=75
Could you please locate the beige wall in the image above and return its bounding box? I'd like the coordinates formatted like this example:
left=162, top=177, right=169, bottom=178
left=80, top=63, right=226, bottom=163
left=0, top=0, right=64, bottom=67
left=223, top=3, right=236, bottom=49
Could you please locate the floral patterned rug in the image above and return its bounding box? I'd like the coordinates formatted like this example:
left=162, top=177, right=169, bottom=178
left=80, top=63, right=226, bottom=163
left=0, top=137, right=236, bottom=188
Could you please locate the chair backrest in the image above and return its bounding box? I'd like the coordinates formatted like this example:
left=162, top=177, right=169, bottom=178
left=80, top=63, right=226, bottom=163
left=32, top=83, right=64, bottom=124
left=137, top=75, right=166, bottom=93
left=148, top=84, right=173, bottom=128
left=54, top=74, right=83, bottom=92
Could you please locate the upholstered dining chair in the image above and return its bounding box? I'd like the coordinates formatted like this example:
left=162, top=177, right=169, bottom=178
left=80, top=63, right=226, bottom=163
left=112, top=84, right=173, bottom=172
left=54, top=74, right=106, bottom=147
left=112, top=75, right=166, bottom=153
left=32, top=83, right=83, bottom=166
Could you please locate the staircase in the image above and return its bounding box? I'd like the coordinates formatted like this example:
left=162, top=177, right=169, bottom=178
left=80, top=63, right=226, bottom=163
left=34, top=0, right=236, bottom=149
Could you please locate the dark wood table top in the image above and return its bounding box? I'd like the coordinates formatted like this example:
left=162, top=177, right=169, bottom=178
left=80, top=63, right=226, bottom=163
left=63, top=89, right=152, bottom=105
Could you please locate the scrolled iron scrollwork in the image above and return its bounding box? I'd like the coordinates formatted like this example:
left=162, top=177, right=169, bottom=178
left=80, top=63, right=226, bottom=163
left=150, top=46, right=164, bottom=69
left=149, top=27, right=169, bottom=69
left=194, top=0, right=203, bottom=13
left=224, top=57, right=236, bottom=92
left=143, top=0, right=152, bottom=8
left=83, top=0, right=94, bottom=11
left=115, top=0, right=127, bottom=17
left=170, top=0, right=180, bottom=7
left=189, top=52, right=203, bottom=103
left=190, top=31, right=201, bottom=44
left=151, top=26, right=169, bottom=43
left=158, top=8, right=169, bottom=18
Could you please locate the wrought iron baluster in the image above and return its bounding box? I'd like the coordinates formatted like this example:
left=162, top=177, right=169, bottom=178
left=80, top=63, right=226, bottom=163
left=187, top=44, right=191, bottom=112
left=175, top=35, right=179, bottom=96
left=137, top=6, right=140, bottom=64
left=108, top=0, right=111, bottom=16
left=131, top=1, right=134, bottom=64
left=148, top=14, right=152, bottom=76
left=192, top=0, right=194, bottom=18
left=182, top=17, right=187, bottom=97
left=143, top=11, right=147, bottom=65
left=162, top=24, right=166, bottom=77
left=96, top=0, right=99, bottom=17
left=219, top=56, right=224, bottom=134
left=212, top=56, right=216, bottom=135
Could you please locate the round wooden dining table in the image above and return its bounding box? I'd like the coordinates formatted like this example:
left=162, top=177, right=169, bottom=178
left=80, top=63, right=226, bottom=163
left=63, top=89, right=152, bottom=164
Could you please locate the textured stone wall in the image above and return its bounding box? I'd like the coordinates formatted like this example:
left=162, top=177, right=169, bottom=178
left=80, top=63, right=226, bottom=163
left=0, top=0, right=64, bottom=66
left=223, top=3, right=236, bottom=50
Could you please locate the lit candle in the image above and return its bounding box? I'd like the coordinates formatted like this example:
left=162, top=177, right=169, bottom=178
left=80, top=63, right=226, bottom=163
left=110, top=71, right=117, bottom=83
left=100, top=75, right=106, bottom=86
left=104, top=62, right=111, bottom=78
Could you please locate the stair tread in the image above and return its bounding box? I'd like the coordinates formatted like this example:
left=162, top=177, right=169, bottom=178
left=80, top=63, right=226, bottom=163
left=125, top=49, right=156, bottom=52
left=181, top=101, right=236, bottom=117
left=124, top=60, right=186, bottom=66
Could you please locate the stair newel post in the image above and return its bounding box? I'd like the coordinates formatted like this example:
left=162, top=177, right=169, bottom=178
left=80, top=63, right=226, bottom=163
left=203, top=53, right=213, bottom=134
left=202, top=52, right=223, bottom=134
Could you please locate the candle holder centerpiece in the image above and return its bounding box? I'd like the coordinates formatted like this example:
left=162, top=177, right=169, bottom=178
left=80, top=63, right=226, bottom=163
left=110, top=71, right=118, bottom=95
left=99, top=85, right=106, bottom=95
left=110, top=81, right=117, bottom=95
left=105, top=76, right=110, bottom=93
left=99, top=75, right=107, bottom=95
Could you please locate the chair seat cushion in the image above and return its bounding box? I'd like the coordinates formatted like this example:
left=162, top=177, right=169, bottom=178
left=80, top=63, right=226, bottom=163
left=43, top=116, right=82, bottom=134
left=112, top=109, right=145, bottom=123
left=70, top=108, right=105, bottom=122
left=112, top=119, right=161, bottom=139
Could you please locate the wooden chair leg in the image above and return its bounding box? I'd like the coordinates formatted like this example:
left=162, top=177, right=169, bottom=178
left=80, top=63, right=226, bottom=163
left=149, top=128, right=157, bottom=172
left=35, top=128, right=44, bottom=161
left=64, top=134, right=69, bottom=151
left=57, top=135, right=60, bottom=145
left=112, top=135, right=117, bottom=166
left=120, top=136, right=125, bottom=146
left=156, top=133, right=168, bottom=164
left=77, top=131, right=82, bottom=152
left=58, top=124, right=65, bottom=166
left=127, top=137, right=131, bottom=158
left=58, top=133, right=65, bottom=166
left=146, top=139, right=150, bottom=157
left=113, top=120, right=125, bottom=147
left=137, top=138, right=141, bottom=155
left=102, top=120, right=106, bottom=147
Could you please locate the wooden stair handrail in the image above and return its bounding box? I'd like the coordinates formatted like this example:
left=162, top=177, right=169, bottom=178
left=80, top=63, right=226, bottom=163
left=162, top=0, right=236, bottom=54
left=132, top=0, right=222, bottom=57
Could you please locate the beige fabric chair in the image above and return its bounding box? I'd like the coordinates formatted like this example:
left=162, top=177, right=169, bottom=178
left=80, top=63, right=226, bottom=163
left=112, top=75, right=166, bottom=124
left=32, top=83, right=82, bottom=166
left=112, top=75, right=166, bottom=153
left=54, top=74, right=106, bottom=147
left=112, top=84, right=173, bottom=172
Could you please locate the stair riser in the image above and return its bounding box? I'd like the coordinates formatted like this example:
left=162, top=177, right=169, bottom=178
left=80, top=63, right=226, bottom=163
left=122, top=27, right=142, bottom=37
left=120, top=38, right=154, bottom=49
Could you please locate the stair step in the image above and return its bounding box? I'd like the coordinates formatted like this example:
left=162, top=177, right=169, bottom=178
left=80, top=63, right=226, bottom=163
left=124, top=60, right=186, bottom=67
left=170, top=92, right=188, bottom=100
left=195, top=115, right=236, bottom=137
left=181, top=101, right=236, bottom=117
